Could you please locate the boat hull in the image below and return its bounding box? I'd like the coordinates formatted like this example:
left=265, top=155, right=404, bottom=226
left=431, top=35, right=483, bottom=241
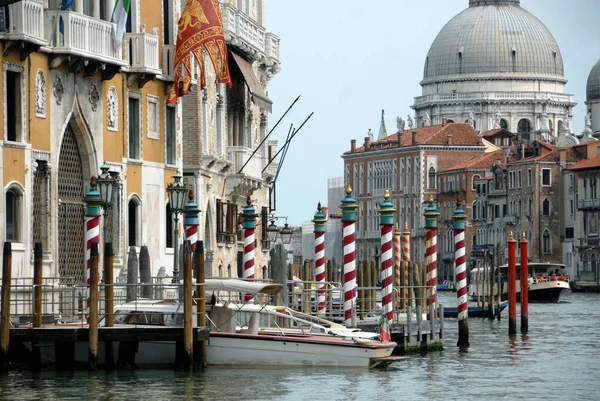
left=470, top=279, right=570, bottom=303
left=207, top=332, right=395, bottom=368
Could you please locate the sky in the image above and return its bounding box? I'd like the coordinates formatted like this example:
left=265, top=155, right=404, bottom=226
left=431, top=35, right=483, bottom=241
left=264, top=0, right=600, bottom=225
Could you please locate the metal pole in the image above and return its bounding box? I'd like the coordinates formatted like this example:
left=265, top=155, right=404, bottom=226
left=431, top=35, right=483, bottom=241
left=0, top=242, right=12, bottom=371
left=173, top=213, right=180, bottom=282
left=104, top=242, right=115, bottom=369
left=182, top=241, right=193, bottom=371
left=508, top=232, right=517, bottom=335
left=33, top=243, right=43, bottom=328
left=520, top=233, right=529, bottom=334
left=88, top=242, right=99, bottom=371
left=262, top=112, right=314, bottom=174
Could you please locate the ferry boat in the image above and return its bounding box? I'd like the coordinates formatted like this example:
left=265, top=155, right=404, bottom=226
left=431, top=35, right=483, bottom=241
left=469, top=262, right=570, bottom=303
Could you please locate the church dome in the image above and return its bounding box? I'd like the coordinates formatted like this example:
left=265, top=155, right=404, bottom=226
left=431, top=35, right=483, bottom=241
left=422, top=0, right=564, bottom=84
left=587, top=58, right=600, bottom=102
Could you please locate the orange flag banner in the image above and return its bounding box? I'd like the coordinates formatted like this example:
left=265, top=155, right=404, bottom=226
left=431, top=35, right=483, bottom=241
left=167, top=0, right=232, bottom=104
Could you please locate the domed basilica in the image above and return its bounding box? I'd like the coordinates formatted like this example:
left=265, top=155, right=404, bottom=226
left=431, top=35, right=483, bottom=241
left=412, top=0, right=575, bottom=140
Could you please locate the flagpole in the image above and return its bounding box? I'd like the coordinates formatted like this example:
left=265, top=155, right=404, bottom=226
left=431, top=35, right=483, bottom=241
left=237, top=95, right=301, bottom=174
left=262, top=112, right=314, bottom=174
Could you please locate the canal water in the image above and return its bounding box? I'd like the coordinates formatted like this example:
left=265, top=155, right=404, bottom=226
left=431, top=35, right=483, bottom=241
left=1, top=291, right=598, bottom=401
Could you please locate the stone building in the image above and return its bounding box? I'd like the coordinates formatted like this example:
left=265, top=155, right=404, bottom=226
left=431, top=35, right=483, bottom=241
left=586, top=58, right=600, bottom=136
left=437, top=148, right=504, bottom=281
left=181, top=0, right=280, bottom=279
left=342, top=120, right=485, bottom=264
left=412, top=0, right=575, bottom=139
left=0, top=0, right=186, bottom=282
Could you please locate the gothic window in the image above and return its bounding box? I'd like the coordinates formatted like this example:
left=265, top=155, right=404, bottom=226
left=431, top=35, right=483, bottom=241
left=5, top=187, right=22, bottom=242
left=518, top=119, right=531, bottom=140
left=472, top=201, right=477, bottom=220
left=428, top=167, right=436, bottom=189
left=500, top=119, right=508, bottom=130
left=128, top=196, right=141, bottom=247
left=542, top=230, right=551, bottom=254
left=400, top=160, right=405, bottom=190
left=472, top=174, right=480, bottom=190
left=218, top=265, right=223, bottom=277
left=359, top=163, right=364, bottom=195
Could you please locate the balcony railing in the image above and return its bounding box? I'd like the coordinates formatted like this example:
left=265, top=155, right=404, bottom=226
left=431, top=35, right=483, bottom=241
left=578, top=199, right=600, bottom=211
left=504, top=215, right=519, bottom=225
left=0, top=0, right=46, bottom=45
left=265, top=32, right=280, bottom=63
left=228, top=146, right=262, bottom=181
left=221, top=3, right=265, bottom=55
left=45, top=10, right=125, bottom=66
left=414, top=91, right=575, bottom=105
left=579, top=238, right=600, bottom=247
left=162, top=44, right=176, bottom=80
left=124, top=32, right=161, bottom=74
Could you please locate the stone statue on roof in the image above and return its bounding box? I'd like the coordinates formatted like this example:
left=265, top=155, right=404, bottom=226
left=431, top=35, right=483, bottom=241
left=407, top=114, right=414, bottom=130
left=468, top=111, right=475, bottom=129
left=493, top=108, right=502, bottom=129
left=368, top=128, right=374, bottom=141
left=396, top=116, right=405, bottom=132
left=423, top=113, right=431, bottom=127
left=540, top=111, right=549, bottom=131
left=585, top=112, right=592, bottom=132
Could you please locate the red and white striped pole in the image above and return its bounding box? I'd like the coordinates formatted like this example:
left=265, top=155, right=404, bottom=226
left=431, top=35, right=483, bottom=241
left=242, top=196, right=257, bottom=302
left=84, top=177, right=102, bottom=322
left=452, top=199, right=469, bottom=347
left=340, top=184, right=358, bottom=327
left=423, top=195, right=440, bottom=318
left=403, top=223, right=411, bottom=305
left=184, top=190, right=200, bottom=252
left=394, top=224, right=402, bottom=307
left=378, top=190, right=396, bottom=324
left=313, top=203, right=327, bottom=317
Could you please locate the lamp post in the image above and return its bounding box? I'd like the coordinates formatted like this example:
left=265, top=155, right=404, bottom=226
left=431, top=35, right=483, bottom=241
left=266, top=216, right=292, bottom=247
left=96, top=163, right=117, bottom=245
left=167, top=173, right=188, bottom=282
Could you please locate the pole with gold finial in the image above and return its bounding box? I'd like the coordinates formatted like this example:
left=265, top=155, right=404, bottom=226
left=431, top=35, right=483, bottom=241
left=340, top=184, right=358, bottom=327
left=452, top=198, right=469, bottom=347
left=378, top=190, right=396, bottom=324
left=84, top=176, right=102, bottom=322
left=507, top=231, right=517, bottom=335
left=520, top=232, right=529, bottom=334
left=423, top=194, right=440, bottom=318
left=313, top=202, right=327, bottom=317
left=242, top=196, right=257, bottom=301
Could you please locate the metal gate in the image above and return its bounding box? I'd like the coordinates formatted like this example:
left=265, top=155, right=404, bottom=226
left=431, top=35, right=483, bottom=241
left=58, top=125, right=85, bottom=284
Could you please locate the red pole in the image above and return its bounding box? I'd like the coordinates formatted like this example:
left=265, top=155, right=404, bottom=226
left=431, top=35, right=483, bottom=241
left=507, top=232, right=517, bottom=335
left=520, top=233, right=529, bottom=334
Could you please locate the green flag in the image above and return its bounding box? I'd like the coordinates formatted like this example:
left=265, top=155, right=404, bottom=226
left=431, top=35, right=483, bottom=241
left=111, top=0, right=131, bottom=49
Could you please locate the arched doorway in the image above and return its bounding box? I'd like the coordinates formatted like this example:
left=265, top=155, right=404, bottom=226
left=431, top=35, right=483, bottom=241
left=58, top=125, right=86, bottom=284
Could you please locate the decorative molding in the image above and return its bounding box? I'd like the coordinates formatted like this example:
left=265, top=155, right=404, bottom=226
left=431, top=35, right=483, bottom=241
left=35, top=69, right=46, bottom=118
left=146, top=94, right=160, bottom=140
left=107, top=86, right=118, bottom=132
left=216, top=93, right=224, bottom=108
left=89, top=83, right=100, bottom=112
left=53, top=76, right=64, bottom=105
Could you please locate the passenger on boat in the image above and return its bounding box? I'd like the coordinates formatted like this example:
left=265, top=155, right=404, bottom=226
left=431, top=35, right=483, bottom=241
left=528, top=275, right=534, bottom=285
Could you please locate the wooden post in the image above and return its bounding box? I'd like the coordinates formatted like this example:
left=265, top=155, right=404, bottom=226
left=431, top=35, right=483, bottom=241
left=303, top=259, right=311, bottom=314
left=0, top=242, right=11, bottom=371
left=370, top=261, right=377, bottom=311
left=520, top=233, right=529, bottom=334
left=88, top=242, right=99, bottom=371
left=104, top=242, right=115, bottom=369
left=33, top=243, right=43, bottom=328
left=357, top=261, right=364, bottom=318
left=507, top=233, right=517, bottom=335
left=182, top=241, right=193, bottom=371
left=326, top=260, right=332, bottom=284
left=193, top=240, right=207, bottom=369
left=421, top=261, right=427, bottom=310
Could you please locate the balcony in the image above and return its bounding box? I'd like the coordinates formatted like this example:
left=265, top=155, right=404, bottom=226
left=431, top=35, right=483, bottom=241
left=224, top=146, right=264, bottom=198
left=0, top=0, right=47, bottom=58
left=578, top=199, right=600, bottom=211
left=124, top=31, right=161, bottom=87
left=220, top=3, right=280, bottom=72
left=414, top=91, right=575, bottom=106
left=44, top=10, right=126, bottom=77
left=578, top=238, right=600, bottom=248
left=262, top=139, right=278, bottom=182
left=504, top=215, right=520, bottom=225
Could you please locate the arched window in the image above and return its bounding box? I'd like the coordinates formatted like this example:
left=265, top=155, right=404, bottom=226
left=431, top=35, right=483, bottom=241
left=472, top=201, right=477, bottom=220
left=447, top=119, right=454, bottom=123
left=428, top=167, right=436, bottom=189
left=500, top=119, right=508, bottom=130
left=5, top=187, right=22, bottom=242
left=542, top=230, right=551, bottom=254
left=592, top=254, right=597, bottom=275
left=542, top=198, right=550, bottom=216
left=472, top=174, right=480, bottom=191
left=218, top=264, right=223, bottom=277
left=227, top=264, right=232, bottom=277
left=262, top=265, right=268, bottom=279
left=518, top=119, right=531, bottom=139
left=583, top=254, right=589, bottom=272
left=128, top=196, right=141, bottom=247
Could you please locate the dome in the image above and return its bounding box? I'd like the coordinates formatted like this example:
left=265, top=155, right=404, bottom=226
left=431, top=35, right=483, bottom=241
left=587, top=58, right=600, bottom=102
left=422, top=0, right=564, bottom=84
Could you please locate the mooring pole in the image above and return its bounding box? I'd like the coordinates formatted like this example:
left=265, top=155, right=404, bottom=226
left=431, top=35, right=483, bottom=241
left=182, top=240, right=193, bottom=371
left=520, top=233, right=529, bottom=334
left=507, top=232, right=517, bottom=336
left=104, top=242, right=115, bottom=369
left=313, top=203, right=327, bottom=317
left=340, top=184, right=358, bottom=328
left=0, top=242, right=12, bottom=371
left=33, top=243, right=43, bottom=328
left=423, top=195, right=440, bottom=319
left=378, top=190, right=396, bottom=324
left=194, top=240, right=206, bottom=369
left=88, top=242, right=99, bottom=371
left=452, top=199, right=469, bottom=347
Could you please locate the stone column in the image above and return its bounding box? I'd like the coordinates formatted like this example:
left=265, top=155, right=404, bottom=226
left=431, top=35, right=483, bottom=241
left=91, top=0, right=100, bottom=19
left=105, top=0, right=116, bottom=21
left=72, top=0, right=83, bottom=14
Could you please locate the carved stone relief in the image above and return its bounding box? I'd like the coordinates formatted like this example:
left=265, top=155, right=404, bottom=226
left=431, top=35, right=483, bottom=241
left=89, top=83, right=100, bottom=112
left=53, top=76, right=64, bottom=105
left=35, top=69, right=46, bottom=118
left=107, top=86, right=118, bottom=131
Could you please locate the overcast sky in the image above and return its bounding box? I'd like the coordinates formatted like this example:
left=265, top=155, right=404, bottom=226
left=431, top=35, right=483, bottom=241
left=264, top=0, right=600, bottom=225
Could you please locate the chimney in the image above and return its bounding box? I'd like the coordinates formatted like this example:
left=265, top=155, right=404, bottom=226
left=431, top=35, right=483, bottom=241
left=447, top=134, right=453, bottom=145
left=442, top=118, right=447, bottom=127
left=397, top=132, right=403, bottom=147
left=350, top=139, right=356, bottom=153
left=364, top=136, right=371, bottom=151
left=321, top=206, right=329, bottom=219
left=411, top=131, right=417, bottom=146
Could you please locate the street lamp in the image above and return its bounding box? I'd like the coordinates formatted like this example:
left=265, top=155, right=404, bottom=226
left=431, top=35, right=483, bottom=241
left=267, top=216, right=293, bottom=246
left=97, top=162, right=121, bottom=246
left=167, top=173, right=188, bottom=281
left=267, top=220, right=279, bottom=244
left=280, top=223, right=293, bottom=245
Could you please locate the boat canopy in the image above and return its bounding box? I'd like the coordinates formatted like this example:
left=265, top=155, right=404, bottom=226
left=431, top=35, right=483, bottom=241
left=205, top=279, right=282, bottom=295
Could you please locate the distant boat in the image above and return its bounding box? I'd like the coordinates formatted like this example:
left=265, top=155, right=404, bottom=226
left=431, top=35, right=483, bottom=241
left=443, top=301, right=508, bottom=318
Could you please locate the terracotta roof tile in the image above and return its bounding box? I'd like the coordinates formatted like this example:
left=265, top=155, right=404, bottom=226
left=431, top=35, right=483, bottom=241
left=567, top=155, right=600, bottom=171
left=439, top=149, right=505, bottom=172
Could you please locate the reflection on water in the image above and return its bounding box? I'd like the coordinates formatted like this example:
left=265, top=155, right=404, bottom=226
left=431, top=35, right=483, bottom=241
left=0, top=292, right=599, bottom=401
